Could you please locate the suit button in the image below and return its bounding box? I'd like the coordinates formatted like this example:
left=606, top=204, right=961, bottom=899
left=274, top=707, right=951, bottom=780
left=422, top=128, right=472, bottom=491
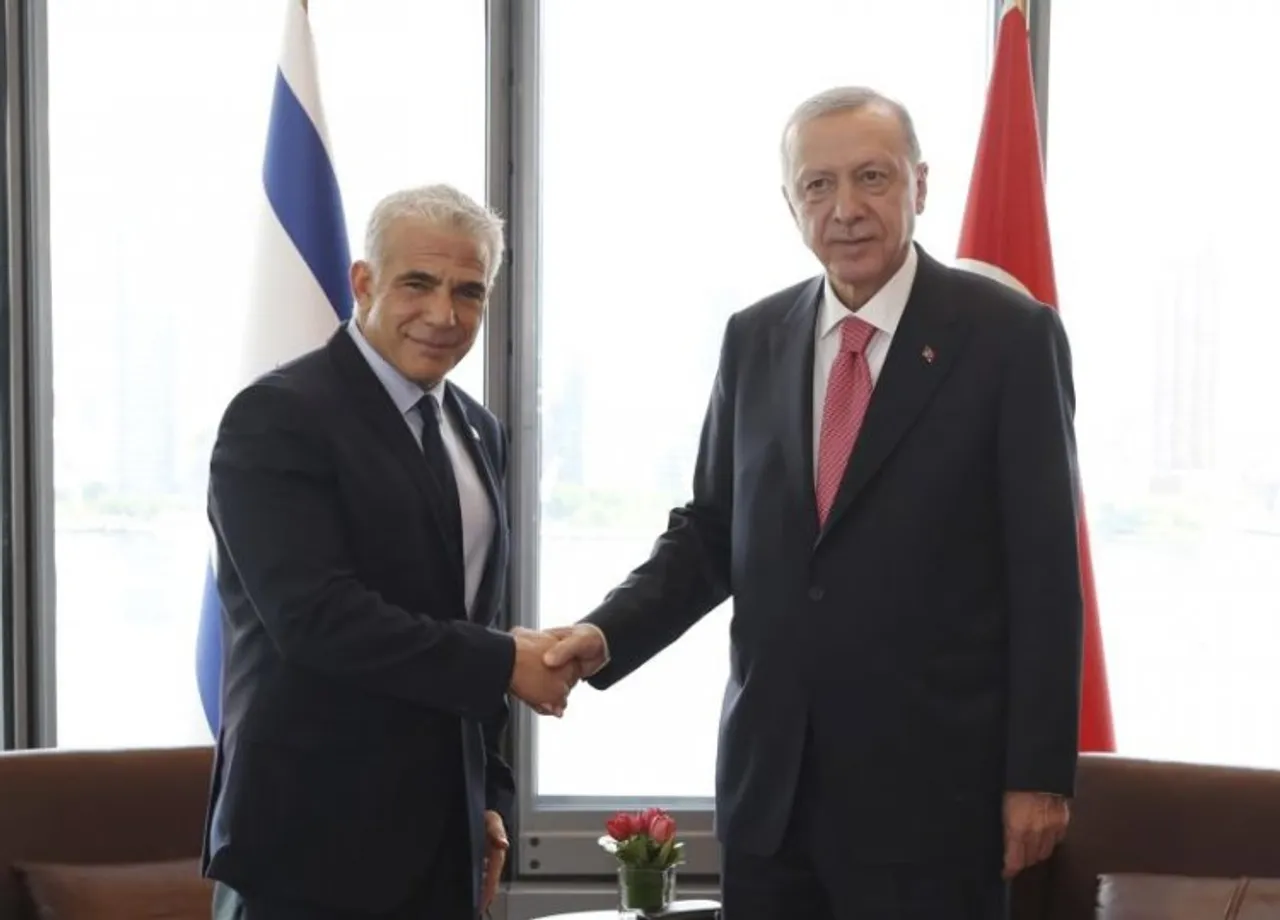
left=808, top=586, right=824, bottom=601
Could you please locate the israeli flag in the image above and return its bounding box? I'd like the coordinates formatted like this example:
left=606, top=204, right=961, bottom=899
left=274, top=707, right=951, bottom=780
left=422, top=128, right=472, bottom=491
left=196, top=0, right=352, bottom=734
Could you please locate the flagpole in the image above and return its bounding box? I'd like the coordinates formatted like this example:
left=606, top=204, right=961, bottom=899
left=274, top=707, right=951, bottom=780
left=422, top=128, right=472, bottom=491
left=1003, top=0, right=1029, bottom=14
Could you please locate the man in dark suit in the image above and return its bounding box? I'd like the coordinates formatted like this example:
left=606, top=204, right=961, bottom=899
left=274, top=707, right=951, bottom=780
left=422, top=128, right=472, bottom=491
left=203, top=184, right=574, bottom=919
left=543, top=87, right=1083, bottom=919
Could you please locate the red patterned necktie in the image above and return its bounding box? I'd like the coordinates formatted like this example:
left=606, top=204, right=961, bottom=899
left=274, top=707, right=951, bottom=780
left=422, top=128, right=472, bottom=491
left=815, top=316, right=876, bottom=525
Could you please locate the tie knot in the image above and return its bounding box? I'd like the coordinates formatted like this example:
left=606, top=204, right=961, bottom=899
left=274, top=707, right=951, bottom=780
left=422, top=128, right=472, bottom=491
left=418, top=393, right=442, bottom=423
left=840, top=316, right=877, bottom=354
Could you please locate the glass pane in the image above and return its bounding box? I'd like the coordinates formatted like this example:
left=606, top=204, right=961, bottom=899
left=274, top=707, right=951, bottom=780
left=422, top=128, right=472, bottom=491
left=536, top=0, right=993, bottom=798
left=48, top=0, right=486, bottom=748
left=1047, top=1, right=1280, bottom=769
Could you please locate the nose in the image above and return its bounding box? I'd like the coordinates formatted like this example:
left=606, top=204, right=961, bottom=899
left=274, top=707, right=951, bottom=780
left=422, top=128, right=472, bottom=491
left=421, top=287, right=457, bottom=326
left=833, top=180, right=868, bottom=226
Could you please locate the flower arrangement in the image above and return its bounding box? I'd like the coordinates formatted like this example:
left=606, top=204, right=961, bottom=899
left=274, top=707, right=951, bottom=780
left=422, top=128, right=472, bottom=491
left=599, top=807, right=684, bottom=869
left=600, top=808, right=684, bottom=913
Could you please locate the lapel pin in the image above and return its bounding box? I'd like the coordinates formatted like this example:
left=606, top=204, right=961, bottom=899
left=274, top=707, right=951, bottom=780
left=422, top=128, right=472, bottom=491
left=468, top=425, right=481, bottom=441
left=921, top=345, right=936, bottom=364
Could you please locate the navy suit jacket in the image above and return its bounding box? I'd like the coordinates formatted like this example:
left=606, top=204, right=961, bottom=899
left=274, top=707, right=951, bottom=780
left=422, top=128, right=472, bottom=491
left=201, top=327, right=515, bottom=912
left=585, top=246, right=1083, bottom=874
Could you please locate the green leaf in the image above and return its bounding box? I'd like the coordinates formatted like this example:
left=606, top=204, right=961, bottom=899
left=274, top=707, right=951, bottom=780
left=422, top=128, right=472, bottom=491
left=615, top=835, right=649, bottom=865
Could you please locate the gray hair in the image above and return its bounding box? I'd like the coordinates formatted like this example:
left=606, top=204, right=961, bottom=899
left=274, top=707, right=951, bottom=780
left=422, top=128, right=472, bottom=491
left=780, top=86, right=922, bottom=188
left=363, top=184, right=505, bottom=286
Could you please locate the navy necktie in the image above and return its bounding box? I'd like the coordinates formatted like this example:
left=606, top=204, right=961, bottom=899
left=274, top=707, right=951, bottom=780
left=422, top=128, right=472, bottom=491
left=418, top=394, right=462, bottom=545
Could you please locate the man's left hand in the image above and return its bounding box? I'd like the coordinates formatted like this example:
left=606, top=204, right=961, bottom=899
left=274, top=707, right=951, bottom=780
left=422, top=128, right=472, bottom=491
left=481, top=810, right=509, bottom=912
left=1002, top=791, right=1069, bottom=879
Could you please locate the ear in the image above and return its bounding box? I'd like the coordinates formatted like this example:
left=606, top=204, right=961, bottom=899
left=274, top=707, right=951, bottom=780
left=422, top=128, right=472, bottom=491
left=913, top=162, right=930, bottom=216
left=350, top=260, right=374, bottom=315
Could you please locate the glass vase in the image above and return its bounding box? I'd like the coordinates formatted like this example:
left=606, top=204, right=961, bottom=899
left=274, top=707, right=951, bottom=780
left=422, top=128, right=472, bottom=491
left=617, top=864, right=676, bottom=916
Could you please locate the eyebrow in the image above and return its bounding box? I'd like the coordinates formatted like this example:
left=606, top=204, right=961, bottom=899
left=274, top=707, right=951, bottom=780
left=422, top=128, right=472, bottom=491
left=395, top=270, right=486, bottom=297
left=396, top=270, right=439, bottom=286
left=802, top=157, right=895, bottom=175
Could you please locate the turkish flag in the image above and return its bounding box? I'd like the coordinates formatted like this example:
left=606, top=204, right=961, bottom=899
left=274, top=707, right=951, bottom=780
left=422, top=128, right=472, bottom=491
left=956, top=2, right=1116, bottom=753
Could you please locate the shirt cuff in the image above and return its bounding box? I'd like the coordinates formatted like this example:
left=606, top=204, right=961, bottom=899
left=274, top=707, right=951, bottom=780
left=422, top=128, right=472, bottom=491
left=580, top=623, right=611, bottom=666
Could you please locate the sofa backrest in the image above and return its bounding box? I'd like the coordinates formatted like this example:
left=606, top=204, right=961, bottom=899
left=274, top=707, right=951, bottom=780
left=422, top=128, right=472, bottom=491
left=1012, top=754, right=1280, bottom=920
left=0, top=746, right=212, bottom=920
left=5, top=747, right=1279, bottom=920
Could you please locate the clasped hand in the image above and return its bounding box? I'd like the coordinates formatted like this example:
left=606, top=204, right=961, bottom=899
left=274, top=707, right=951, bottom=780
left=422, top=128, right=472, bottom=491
left=507, top=625, right=608, bottom=716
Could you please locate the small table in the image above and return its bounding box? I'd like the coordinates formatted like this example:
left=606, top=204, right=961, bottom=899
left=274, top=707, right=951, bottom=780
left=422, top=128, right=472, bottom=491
left=533, top=901, right=721, bottom=919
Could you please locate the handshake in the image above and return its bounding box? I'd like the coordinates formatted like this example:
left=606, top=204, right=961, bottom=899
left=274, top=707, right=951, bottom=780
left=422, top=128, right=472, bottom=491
left=507, top=624, right=608, bottom=717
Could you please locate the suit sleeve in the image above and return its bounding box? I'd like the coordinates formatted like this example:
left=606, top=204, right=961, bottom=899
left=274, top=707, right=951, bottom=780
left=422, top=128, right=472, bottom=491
left=998, top=305, right=1084, bottom=796
left=583, top=315, right=739, bottom=689
left=208, top=382, right=516, bottom=721
left=483, top=418, right=516, bottom=828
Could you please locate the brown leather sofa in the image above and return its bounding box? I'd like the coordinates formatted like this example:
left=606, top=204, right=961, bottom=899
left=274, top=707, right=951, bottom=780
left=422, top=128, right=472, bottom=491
left=2, top=748, right=1279, bottom=919
left=0, top=746, right=212, bottom=919
left=1011, top=755, right=1280, bottom=919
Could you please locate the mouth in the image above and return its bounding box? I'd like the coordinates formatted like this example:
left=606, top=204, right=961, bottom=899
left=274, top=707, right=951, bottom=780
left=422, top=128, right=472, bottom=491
left=406, top=335, right=458, bottom=353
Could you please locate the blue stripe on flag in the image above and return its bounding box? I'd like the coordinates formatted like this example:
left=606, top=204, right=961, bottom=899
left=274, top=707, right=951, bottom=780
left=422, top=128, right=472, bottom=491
left=196, top=49, right=353, bottom=737
left=196, top=560, right=222, bottom=733
left=263, top=67, right=353, bottom=316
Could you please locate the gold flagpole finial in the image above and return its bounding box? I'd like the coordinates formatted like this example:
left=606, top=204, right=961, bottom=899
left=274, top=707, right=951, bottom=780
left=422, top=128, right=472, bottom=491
left=300, top=0, right=308, bottom=11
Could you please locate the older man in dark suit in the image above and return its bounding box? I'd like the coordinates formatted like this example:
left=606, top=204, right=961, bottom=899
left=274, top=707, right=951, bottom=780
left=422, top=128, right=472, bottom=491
left=203, top=185, right=574, bottom=919
left=544, top=87, right=1083, bottom=920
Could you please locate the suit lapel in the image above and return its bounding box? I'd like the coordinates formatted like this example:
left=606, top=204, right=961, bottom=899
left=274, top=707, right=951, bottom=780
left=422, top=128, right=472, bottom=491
left=817, top=251, right=970, bottom=546
left=326, top=330, right=465, bottom=595
left=771, top=278, right=824, bottom=532
left=443, top=386, right=508, bottom=624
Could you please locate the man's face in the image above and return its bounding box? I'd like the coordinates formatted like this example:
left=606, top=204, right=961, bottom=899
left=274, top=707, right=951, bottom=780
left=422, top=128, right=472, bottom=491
left=785, top=105, right=928, bottom=308
left=350, top=219, right=489, bottom=386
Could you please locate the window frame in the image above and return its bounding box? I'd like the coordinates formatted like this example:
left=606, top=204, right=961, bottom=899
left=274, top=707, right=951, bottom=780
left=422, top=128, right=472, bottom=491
left=3, top=0, right=56, bottom=751
left=500, top=0, right=731, bottom=882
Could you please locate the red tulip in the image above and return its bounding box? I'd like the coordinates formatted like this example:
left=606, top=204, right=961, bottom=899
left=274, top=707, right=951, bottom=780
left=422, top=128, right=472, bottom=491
left=606, top=812, right=638, bottom=841
left=649, top=813, right=677, bottom=844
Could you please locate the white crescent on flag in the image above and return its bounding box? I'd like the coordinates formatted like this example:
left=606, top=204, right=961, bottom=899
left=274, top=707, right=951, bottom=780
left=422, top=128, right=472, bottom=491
left=952, top=257, right=1033, bottom=298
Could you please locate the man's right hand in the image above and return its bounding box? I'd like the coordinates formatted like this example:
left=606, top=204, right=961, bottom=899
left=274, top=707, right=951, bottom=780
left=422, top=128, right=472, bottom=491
left=541, top=624, right=609, bottom=680
left=509, top=627, right=578, bottom=716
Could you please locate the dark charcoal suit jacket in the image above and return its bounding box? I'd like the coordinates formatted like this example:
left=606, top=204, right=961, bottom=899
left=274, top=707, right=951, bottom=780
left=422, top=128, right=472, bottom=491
left=202, top=326, right=515, bottom=912
left=585, top=245, right=1084, bottom=875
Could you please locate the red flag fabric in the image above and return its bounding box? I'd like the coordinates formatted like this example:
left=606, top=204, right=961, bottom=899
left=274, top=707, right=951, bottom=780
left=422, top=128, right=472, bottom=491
left=955, top=2, right=1116, bottom=753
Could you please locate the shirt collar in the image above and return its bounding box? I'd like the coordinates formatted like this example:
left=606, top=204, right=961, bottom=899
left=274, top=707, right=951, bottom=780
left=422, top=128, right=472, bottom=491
left=817, top=243, right=919, bottom=342
left=346, top=320, right=443, bottom=418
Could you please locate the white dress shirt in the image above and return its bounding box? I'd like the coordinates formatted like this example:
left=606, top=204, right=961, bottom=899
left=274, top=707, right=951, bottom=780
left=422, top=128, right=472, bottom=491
left=812, top=244, right=919, bottom=473
left=347, top=322, right=494, bottom=614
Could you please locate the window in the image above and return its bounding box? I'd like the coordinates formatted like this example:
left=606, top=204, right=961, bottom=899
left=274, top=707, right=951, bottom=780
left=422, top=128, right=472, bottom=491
left=1047, top=0, right=1280, bottom=768
left=47, top=0, right=485, bottom=748
left=530, top=0, right=994, bottom=859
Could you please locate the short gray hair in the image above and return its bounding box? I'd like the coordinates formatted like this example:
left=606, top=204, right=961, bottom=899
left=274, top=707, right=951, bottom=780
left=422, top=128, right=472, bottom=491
left=780, top=86, right=922, bottom=186
left=363, top=184, right=505, bottom=286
